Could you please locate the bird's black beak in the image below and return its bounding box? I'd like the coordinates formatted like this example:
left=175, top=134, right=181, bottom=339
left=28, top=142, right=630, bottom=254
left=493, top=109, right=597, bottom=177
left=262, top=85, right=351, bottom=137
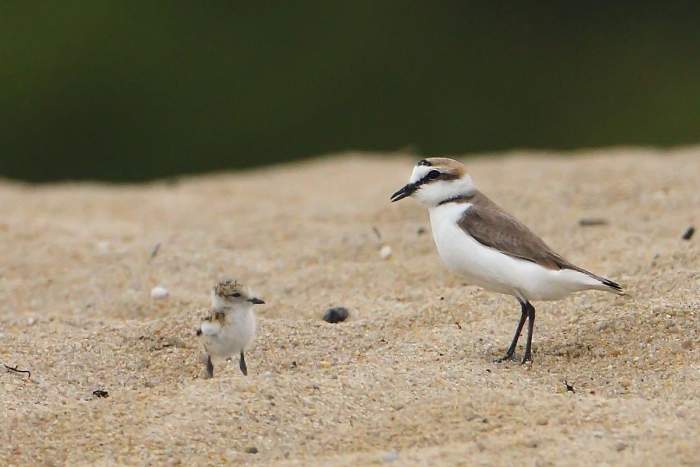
left=390, top=183, right=416, bottom=202
left=248, top=297, right=265, bottom=305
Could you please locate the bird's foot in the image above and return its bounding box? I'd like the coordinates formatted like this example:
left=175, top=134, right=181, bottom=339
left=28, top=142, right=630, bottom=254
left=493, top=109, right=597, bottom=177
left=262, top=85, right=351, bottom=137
left=520, top=352, right=533, bottom=365
left=495, top=352, right=517, bottom=363
left=203, top=354, right=214, bottom=379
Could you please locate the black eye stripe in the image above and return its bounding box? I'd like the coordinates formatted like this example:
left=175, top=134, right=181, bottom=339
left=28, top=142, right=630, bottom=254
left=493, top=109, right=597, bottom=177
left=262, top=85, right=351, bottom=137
left=417, top=159, right=432, bottom=166
left=417, top=170, right=459, bottom=186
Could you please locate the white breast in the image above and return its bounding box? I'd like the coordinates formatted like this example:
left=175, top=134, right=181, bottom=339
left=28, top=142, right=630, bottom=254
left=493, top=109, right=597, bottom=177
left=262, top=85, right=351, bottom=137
left=428, top=203, right=601, bottom=301
left=200, top=307, right=256, bottom=359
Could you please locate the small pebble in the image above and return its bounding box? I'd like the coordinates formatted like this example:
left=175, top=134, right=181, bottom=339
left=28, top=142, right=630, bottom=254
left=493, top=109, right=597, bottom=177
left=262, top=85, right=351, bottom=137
left=319, top=360, right=332, bottom=369
left=245, top=447, right=258, bottom=454
left=682, top=226, right=695, bottom=240
left=379, top=245, right=392, bottom=260
left=26, top=317, right=36, bottom=326
left=323, top=307, right=349, bottom=323
left=382, top=450, right=399, bottom=463
left=417, top=226, right=427, bottom=235
left=615, top=442, right=628, bottom=452
left=93, top=390, right=109, bottom=398
left=150, top=286, right=169, bottom=300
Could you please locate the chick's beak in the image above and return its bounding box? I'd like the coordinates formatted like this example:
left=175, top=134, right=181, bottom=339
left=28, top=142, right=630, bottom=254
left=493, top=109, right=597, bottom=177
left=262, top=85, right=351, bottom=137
left=390, top=183, right=416, bottom=202
left=248, top=297, right=265, bottom=305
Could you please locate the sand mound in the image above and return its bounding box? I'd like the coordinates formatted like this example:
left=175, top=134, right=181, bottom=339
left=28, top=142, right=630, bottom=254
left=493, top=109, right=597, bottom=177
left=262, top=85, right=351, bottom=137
left=1, top=148, right=698, bottom=465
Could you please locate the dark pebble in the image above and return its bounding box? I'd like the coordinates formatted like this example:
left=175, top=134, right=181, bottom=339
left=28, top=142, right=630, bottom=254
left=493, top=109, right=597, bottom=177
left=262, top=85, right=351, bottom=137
left=682, top=226, right=695, bottom=240
left=93, top=390, right=109, bottom=398
left=245, top=447, right=259, bottom=454
left=323, top=307, right=349, bottom=323
left=417, top=226, right=427, bottom=235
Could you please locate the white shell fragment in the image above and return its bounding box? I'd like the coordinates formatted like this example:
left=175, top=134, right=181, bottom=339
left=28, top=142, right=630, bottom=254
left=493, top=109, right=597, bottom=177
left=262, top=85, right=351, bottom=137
left=379, top=245, right=393, bottom=260
left=150, top=286, right=169, bottom=300
left=96, top=240, right=111, bottom=255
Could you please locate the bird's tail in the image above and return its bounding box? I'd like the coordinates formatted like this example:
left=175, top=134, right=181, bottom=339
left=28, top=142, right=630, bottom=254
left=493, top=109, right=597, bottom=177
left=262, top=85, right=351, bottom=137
left=571, top=265, right=625, bottom=295
left=598, top=277, right=624, bottom=295
left=584, top=272, right=625, bottom=296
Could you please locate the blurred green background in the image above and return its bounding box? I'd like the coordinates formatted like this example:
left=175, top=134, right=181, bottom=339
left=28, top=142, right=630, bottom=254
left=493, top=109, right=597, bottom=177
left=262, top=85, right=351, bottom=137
left=2, top=2, right=699, bottom=182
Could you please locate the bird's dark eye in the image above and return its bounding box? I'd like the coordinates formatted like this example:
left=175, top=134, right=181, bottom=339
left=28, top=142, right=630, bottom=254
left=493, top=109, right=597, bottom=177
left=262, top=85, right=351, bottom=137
left=232, top=293, right=241, bottom=297
left=428, top=170, right=440, bottom=179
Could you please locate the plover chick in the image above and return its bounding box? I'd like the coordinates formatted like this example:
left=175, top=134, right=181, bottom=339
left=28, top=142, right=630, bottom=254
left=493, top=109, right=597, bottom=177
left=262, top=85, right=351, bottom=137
left=391, top=157, right=623, bottom=363
left=196, top=279, right=264, bottom=378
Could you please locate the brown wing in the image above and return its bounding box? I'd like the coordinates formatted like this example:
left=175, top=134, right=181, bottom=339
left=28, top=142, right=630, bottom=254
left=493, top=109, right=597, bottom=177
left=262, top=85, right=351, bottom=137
left=457, top=192, right=623, bottom=292
left=457, top=192, right=574, bottom=270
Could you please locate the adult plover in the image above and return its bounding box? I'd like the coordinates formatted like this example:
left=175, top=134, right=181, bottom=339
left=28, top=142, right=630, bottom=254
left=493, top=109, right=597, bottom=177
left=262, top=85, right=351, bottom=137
left=196, top=279, right=264, bottom=378
left=391, top=157, right=623, bottom=363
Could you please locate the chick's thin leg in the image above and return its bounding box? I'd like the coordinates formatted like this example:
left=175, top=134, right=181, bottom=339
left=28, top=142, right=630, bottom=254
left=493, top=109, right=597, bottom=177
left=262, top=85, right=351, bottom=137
left=239, top=351, right=248, bottom=376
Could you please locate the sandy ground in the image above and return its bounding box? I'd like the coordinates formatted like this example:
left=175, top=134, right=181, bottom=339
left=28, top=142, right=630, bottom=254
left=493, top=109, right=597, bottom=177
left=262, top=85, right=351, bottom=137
left=1, top=148, right=699, bottom=466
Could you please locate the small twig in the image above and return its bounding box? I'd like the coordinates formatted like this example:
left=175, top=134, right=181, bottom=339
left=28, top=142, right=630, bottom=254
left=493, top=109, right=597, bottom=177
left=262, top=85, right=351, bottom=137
left=564, top=380, right=575, bottom=393
left=578, top=218, right=608, bottom=227
left=4, top=363, right=31, bottom=379
left=372, top=226, right=382, bottom=241
left=149, top=242, right=161, bottom=259
left=455, top=321, right=462, bottom=330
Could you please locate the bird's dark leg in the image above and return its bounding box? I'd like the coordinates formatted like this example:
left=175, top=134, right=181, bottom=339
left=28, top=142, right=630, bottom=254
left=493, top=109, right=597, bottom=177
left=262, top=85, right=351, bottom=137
left=521, top=302, right=536, bottom=364
left=239, top=351, right=248, bottom=376
left=496, top=300, right=528, bottom=362
left=205, top=354, right=214, bottom=378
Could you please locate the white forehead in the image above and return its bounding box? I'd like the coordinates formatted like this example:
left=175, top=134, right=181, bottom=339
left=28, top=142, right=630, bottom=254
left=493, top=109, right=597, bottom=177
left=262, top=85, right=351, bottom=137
left=409, top=165, right=432, bottom=183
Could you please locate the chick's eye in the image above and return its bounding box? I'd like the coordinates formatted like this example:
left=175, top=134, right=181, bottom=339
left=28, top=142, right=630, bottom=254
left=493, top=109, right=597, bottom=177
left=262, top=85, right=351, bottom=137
left=428, top=170, right=440, bottom=179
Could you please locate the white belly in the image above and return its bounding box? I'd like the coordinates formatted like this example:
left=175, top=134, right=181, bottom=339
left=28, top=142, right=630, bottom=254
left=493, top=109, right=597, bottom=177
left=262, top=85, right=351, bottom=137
left=428, top=204, right=600, bottom=301
left=201, top=308, right=256, bottom=359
